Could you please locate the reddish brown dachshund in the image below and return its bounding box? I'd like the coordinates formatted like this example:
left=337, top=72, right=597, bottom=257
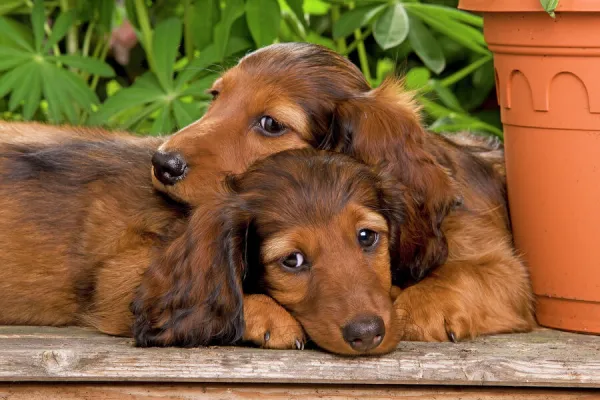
left=146, top=42, right=535, bottom=345
left=0, top=125, right=425, bottom=354
left=134, top=149, right=424, bottom=354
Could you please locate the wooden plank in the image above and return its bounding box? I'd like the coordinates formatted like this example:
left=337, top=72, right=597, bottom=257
left=0, top=326, right=598, bottom=388
left=0, top=383, right=599, bottom=400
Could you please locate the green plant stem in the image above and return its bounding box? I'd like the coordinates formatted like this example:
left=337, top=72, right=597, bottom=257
left=342, top=28, right=372, bottom=56
left=330, top=6, right=347, bottom=54
left=354, top=28, right=372, bottom=84
left=59, top=0, right=78, bottom=55
left=134, top=0, right=157, bottom=73
left=82, top=22, right=95, bottom=57
left=43, top=23, right=61, bottom=56
left=440, top=55, right=492, bottom=87
left=90, top=39, right=111, bottom=91
left=183, top=0, right=194, bottom=63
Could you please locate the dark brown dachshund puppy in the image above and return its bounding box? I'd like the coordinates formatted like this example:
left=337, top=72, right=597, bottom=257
left=147, top=42, right=536, bottom=345
left=134, top=148, right=418, bottom=355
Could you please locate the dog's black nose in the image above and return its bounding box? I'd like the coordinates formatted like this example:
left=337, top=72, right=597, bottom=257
left=152, top=151, right=187, bottom=185
left=342, top=315, right=385, bottom=352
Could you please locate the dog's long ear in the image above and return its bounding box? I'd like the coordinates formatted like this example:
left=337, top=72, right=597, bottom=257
left=131, top=188, right=250, bottom=347
left=335, top=79, right=458, bottom=283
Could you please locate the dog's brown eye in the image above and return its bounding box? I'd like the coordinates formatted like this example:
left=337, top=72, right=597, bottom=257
left=358, top=229, right=379, bottom=250
left=280, top=252, right=308, bottom=270
left=259, top=116, right=286, bottom=136
left=209, top=90, right=219, bottom=100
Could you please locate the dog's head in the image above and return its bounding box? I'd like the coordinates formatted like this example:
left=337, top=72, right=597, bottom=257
left=134, top=149, right=417, bottom=354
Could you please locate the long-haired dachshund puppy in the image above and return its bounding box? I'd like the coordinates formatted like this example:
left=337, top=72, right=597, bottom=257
left=146, top=42, right=536, bottom=346
left=134, top=148, right=422, bottom=355
left=0, top=126, right=422, bottom=354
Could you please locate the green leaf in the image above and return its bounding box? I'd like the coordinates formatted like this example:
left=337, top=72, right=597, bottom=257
left=8, top=62, right=36, bottom=112
left=305, top=32, right=336, bottom=50
left=58, top=68, right=100, bottom=109
left=403, top=4, right=483, bottom=27
left=304, top=0, right=329, bottom=15
left=407, top=8, right=489, bottom=55
left=0, top=45, right=31, bottom=71
left=429, top=79, right=464, bottom=112
left=90, top=73, right=164, bottom=125
left=0, top=0, right=24, bottom=16
left=332, top=4, right=385, bottom=40
left=172, top=99, right=204, bottom=128
left=373, top=58, right=395, bottom=87
left=152, top=18, right=183, bottom=91
left=405, top=67, right=430, bottom=91
left=41, top=65, right=78, bottom=123
left=213, top=0, right=245, bottom=61
left=0, top=62, right=31, bottom=98
left=373, top=3, right=409, bottom=50
left=22, top=67, right=42, bottom=120
left=540, top=0, right=559, bottom=18
left=246, top=0, right=281, bottom=47
left=31, top=0, right=45, bottom=52
left=119, top=102, right=163, bottom=130
left=94, top=0, right=115, bottom=34
left=193, top=0, right=220, bottom=51
left=285, top=0, right=306, bottom=27
left=150, top=105, right=175, bottom=134
left=48, top=55, right=116, bottom=77
left=0, top=16, right=34, bottom=51
left=43, top=10, right=75, bottom=53
left=181, top=73, right=220, bottom=97
left=407, top=15, right=445, bottom=75
left=175, top=37, right=250, bottom=88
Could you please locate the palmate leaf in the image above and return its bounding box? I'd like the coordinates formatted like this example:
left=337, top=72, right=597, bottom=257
left=246, top=0, right=281, bottom=47
left=8, top=62, right=37, bottom=112
left=58, top=67, right=100, bottom=109
left=22, top=67, right=42, bottom=120
left=407, top=15, right=445, bottom=75
left=407, top=7, right=488, bottom=55
left=41, top=65, right=70, bottom=123
left=31, top=0, right=45, bottom=52
left=48, top=55, right=115, bottom=77
left=0, top=17, right=34, bottom=51
left=152, top=18, right=183, bottom=91
left=0, top=45, right=31, bottom=71
left=213, top=0, right=245, bottom=61
left=180, top=73, right=220, bottom=97
left=193, top=0, right=220, bottom=51
left=0, top=62, right=32, bottom=98
left=89, top=73, right=165, bottom=125
left=150, top=105, right=175, bottom=135
left=172, top=99, right=205, bottom=128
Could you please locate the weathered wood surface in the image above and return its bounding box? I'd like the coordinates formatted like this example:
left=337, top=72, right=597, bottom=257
left=0, top=326, right=599, bottom=388
left=1, top=384, right=599, bottom=400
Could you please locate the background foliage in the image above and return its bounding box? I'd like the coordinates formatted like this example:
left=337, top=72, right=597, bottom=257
left=0, top=0, right=502, bottom=138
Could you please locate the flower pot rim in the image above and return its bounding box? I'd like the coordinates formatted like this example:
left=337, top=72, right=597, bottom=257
left=458, top=0, right=600, bottom=12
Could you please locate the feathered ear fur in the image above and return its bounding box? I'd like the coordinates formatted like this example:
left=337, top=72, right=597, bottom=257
left=334, top=79, right=458, bottom=283
left=131, top=190, right=250, bottom=347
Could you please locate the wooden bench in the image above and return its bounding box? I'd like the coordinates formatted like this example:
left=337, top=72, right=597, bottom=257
left=0, top=326, right=598, bottom=399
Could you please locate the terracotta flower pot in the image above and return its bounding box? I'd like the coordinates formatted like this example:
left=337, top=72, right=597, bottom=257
left=458, top=0, right=600, bottom=334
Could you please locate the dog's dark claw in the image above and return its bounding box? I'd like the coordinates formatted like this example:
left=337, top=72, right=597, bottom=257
left=448, top=331, right=457, bottom=343
left=295, top=339, right=304, bottom=350
left=264, top=331, right=270, bottom=343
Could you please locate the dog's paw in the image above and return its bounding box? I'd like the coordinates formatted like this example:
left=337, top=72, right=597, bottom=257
left=393, top=287, right=474, bottom=342
left=243, top=294, right=306, bottom=350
